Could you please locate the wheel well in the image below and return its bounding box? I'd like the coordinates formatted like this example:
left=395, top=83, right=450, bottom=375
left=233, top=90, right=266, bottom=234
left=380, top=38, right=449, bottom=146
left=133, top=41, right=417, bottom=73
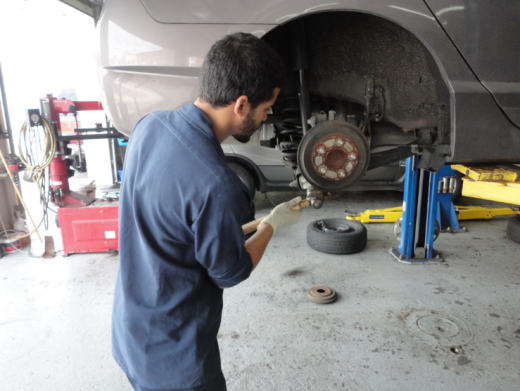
left=225, top=155, right=262, bottom=192
left=262, top=11, right=450, bottom=135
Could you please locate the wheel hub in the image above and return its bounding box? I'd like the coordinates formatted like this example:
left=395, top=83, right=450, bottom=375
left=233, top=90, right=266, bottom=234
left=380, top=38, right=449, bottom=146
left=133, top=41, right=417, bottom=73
left=311, top=135, right=359, bottom=181
left=297, top=120, right=369, bottom=191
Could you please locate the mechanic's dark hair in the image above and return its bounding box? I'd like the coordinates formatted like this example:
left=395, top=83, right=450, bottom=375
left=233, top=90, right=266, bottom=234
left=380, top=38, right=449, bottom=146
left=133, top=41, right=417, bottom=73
left=198, top=33, right=285, bottom=109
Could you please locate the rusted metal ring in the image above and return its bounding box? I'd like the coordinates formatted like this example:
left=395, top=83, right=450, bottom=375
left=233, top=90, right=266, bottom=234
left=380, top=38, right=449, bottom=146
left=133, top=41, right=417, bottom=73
left=297, top=120, right=370, bottom=191
left=311, top=135, right=359, bottom=181
left=305, top=286, right=337, bottom=304
left=310, top=286, right=332, bottom=297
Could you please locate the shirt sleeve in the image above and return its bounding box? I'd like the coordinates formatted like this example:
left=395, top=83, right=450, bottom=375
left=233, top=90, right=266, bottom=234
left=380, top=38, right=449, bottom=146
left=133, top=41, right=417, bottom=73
left=192, top=177, right=253, bottom=288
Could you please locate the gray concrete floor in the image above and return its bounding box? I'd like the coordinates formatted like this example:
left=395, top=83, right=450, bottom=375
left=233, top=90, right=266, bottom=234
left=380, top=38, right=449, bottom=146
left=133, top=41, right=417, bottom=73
left=1, top=191, right=519, bottom=390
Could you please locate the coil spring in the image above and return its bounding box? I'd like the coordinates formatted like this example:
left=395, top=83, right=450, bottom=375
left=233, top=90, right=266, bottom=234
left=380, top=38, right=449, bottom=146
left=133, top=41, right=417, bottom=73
left=277, top=97, right=303, bottom=169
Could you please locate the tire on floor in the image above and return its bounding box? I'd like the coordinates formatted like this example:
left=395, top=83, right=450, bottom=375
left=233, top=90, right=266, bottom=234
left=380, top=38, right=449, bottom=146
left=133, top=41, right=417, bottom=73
left=307, top=218, right=367, bottom=254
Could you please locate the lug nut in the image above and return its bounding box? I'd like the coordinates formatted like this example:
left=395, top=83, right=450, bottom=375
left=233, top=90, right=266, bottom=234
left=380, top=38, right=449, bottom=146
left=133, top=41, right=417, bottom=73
left=319, top=167, right=327, bottom=174
left=317, top=147, right=325, bottom=154
left=311, top=198, right=323, bottom=209
left=338, top=170, right=346, bottom=178
left=336, top=139, right=344, bottom=146
left=349, top=153, right=357, bottom=160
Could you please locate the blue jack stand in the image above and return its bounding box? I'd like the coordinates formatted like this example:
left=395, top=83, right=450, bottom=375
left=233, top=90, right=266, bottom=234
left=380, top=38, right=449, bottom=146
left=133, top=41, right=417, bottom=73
left=390, top=157, right=463, bottom=264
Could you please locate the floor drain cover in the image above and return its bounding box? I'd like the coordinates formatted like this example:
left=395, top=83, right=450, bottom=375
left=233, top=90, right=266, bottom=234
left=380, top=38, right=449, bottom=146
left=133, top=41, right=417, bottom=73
left=403, top=310, right=473, bottom=347
left=305, top=286, right=337, bottom=304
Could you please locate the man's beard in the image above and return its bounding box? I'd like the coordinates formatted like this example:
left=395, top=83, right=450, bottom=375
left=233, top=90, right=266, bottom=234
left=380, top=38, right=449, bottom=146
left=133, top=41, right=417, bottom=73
left=232, top=109, right=261, bottom=143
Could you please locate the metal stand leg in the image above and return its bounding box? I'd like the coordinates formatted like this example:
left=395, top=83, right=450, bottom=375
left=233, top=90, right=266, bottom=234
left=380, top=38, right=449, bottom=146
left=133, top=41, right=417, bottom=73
left=435, top=166, right=465, bottom=233
left=390, top=156, right=444, bottom=264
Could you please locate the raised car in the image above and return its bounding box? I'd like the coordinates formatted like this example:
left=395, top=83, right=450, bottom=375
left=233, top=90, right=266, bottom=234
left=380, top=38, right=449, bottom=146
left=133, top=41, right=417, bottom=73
left=95, top=0, right=520, bottom=194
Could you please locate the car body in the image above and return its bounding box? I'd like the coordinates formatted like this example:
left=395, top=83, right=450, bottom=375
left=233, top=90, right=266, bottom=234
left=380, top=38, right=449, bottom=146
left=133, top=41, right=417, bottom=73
left=95, top=0, right=520, bottom=192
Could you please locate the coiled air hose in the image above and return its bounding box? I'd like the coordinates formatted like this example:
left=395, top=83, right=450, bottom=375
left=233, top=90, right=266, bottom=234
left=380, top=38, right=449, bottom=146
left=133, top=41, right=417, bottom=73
left=0, top=116, right=57, bottom=244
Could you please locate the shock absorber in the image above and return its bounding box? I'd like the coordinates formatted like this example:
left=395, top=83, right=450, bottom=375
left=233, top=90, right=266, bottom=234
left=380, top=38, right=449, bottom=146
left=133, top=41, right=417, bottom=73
left=291, top=18, right=310, bottom=135
left=277, top=96, right=302, bottom=169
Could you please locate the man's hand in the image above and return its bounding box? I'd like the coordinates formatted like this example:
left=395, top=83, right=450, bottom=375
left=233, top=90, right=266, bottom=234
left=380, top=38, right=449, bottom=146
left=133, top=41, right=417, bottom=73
left=258, top=196, right=303, bottom=234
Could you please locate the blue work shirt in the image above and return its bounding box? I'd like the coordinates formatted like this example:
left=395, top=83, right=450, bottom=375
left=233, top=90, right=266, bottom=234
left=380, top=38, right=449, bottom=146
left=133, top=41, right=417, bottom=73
left=112, top=104, right=253, bottom=389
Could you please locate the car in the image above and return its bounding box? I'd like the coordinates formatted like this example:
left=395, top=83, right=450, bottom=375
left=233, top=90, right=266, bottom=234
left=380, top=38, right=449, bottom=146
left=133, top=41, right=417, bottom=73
left=95, top=0, right=520, bottom=196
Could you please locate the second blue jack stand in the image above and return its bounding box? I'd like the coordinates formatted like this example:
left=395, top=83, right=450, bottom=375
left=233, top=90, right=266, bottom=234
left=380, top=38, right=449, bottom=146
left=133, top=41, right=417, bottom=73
left=390, top=157, right=461, bottom=264
left=436, top=167, right=465, bottom=233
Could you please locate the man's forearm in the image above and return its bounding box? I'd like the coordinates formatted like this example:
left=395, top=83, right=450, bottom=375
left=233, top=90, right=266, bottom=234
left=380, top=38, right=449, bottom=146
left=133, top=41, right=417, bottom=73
left=245, top=223, right=274, bottom=271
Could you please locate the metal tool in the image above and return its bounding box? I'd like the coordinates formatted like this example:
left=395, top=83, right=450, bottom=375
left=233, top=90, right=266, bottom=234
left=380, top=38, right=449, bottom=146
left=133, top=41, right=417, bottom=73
left=242, top=198, right=310, bottom=234
left=242, top=183, right=325, bottom=234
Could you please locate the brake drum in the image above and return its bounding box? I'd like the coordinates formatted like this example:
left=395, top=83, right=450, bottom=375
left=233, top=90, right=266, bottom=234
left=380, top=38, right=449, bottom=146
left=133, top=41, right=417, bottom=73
left=297, top=120, right=370, bottom=191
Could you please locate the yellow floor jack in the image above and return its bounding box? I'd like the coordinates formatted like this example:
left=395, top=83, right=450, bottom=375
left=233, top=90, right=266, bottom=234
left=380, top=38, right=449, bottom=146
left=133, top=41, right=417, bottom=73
left=347, top=205, right=520, bottom=224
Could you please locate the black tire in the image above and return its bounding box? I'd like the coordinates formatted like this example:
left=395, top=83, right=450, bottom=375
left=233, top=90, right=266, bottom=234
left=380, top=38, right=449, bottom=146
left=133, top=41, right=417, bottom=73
left=507, top=215, right=520, bottom=244
left=307, top=218, right=367, bottom=254
left=452, top=171, right=464, bottom=204
left=228, top=162, right=256, bottom=198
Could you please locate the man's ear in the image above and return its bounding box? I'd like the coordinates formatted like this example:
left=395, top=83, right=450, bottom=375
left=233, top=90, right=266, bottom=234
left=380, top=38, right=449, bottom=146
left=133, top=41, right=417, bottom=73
left=233, top=95, right=249, bottom=119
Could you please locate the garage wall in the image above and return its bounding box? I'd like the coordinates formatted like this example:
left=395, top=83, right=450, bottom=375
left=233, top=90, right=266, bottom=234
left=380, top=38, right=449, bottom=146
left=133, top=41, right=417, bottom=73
left=0, top=104, right=18, bottom=231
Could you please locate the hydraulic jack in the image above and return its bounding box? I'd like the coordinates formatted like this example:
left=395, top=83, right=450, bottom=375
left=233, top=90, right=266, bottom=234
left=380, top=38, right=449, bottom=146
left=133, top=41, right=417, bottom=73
left=389, top=157, right=461, bottom=264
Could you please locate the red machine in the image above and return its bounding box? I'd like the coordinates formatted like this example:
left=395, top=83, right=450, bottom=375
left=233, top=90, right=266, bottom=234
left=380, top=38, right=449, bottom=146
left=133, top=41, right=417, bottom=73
left=57, top=202, right=119, bottom=256
left=43, top=96, right=122, bottom=256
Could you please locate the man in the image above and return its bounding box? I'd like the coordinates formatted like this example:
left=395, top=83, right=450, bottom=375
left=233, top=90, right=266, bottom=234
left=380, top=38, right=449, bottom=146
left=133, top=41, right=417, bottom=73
left=112, top=33, right=302, bottom=391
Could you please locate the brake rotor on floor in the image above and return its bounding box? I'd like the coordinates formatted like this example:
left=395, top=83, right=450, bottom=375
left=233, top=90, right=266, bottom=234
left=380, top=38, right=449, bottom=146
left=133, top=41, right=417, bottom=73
left=305, top=286, right=337, bottom=304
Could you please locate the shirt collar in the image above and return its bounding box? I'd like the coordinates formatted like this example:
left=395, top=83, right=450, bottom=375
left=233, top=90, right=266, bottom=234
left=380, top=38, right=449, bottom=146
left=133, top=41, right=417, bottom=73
left=178, top=104, right=225, bottom=158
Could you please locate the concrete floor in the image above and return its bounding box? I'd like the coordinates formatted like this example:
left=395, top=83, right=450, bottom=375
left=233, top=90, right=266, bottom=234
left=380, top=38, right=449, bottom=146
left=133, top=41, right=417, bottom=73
left=1, top=190, right=519, bottom=390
